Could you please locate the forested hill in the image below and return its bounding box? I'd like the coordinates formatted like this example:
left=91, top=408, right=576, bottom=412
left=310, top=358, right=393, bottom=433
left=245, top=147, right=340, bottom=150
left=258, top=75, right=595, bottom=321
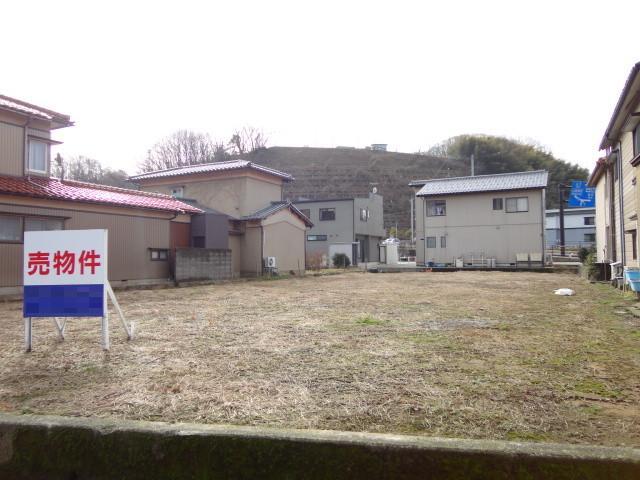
left=245, top=147, right=468, bottom=230
left=245, top=137, right=590, bottom=231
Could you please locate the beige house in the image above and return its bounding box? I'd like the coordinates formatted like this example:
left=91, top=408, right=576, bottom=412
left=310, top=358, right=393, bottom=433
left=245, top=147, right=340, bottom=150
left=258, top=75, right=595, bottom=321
left=130, top=161, right=312, bottom=276
left=0, top=95, right=201, bottom=294
left=411, top=171, right=548, bottom=267
left=588, top=61, right=640, bottom=269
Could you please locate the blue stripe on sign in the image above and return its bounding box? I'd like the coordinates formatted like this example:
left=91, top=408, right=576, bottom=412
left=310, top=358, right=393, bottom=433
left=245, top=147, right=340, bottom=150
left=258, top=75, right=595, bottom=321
left=23, top=284, right=105, bottom=318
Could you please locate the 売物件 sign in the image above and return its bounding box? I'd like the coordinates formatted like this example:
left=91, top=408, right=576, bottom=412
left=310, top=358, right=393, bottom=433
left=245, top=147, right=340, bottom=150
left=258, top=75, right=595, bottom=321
left=23, top=229, right=108, bottom=317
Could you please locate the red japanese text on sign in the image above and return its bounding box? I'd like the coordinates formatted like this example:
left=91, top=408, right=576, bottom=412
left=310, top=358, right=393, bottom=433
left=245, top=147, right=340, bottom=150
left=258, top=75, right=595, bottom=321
left=26, top=249, right=101, bottom=276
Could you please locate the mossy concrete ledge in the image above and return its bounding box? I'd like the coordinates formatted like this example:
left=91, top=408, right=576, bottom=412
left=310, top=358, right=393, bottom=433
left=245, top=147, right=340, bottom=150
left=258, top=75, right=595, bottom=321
left=0, top=414, right=639, bottom=479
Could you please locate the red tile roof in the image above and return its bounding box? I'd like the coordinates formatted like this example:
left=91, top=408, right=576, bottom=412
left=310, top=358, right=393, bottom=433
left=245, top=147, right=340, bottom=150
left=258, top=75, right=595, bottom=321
left=0, top=175, right=201, bottom=214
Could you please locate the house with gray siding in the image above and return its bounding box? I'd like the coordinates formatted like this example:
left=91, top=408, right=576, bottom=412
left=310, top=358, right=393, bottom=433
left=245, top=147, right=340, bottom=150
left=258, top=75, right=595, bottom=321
left=410, top=170, right=548, bottom=267
left=293, top=193, right=384, bottom=265
left=545, top=207, right=596, bottom=249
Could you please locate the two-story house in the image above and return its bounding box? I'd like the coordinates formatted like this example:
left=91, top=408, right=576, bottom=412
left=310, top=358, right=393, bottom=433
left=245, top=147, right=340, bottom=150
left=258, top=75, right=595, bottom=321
left=411, top=170, right=548, bottom=267
left=588, top=62, right=640, bottom=269
left=130, top=161, right=312, bottom=276
left=292, top=193, right=384, bottom=266
left=0, top=94, right=200, bottom=294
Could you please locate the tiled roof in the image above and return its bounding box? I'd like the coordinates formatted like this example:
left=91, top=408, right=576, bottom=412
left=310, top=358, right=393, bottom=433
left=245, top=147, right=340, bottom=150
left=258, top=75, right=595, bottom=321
left=130, top=160, right=293, bottom=182
left=241, top=202, right=313, bottom=227
left=0, top=175, right=201, bottom=214
left=0, top=94, right=73, bottom=127
left=415, top=170, right=548, bottom=196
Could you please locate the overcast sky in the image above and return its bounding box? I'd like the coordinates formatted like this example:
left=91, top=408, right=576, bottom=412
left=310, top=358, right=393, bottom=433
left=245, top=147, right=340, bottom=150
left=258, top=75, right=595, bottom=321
left=2, top=1, right=639, bottom=174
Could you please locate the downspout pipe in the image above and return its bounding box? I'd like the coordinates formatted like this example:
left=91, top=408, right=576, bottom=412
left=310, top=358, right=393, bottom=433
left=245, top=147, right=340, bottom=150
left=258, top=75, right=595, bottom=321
left=618, top=143, right=626, bottom=266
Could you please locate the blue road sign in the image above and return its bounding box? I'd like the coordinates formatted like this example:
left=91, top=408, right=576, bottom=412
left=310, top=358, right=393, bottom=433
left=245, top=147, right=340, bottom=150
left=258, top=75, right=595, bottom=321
left=567, top=180, right=595, bottom=208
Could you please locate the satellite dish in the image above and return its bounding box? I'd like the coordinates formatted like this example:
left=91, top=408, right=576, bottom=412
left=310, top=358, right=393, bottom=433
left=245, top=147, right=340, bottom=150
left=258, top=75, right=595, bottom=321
left=372, top=187, right=378, bottom=194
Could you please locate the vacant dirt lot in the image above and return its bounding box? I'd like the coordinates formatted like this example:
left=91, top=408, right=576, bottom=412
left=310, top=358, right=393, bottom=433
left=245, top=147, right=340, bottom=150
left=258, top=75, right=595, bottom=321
left=0, top=271, right=638, bottom=447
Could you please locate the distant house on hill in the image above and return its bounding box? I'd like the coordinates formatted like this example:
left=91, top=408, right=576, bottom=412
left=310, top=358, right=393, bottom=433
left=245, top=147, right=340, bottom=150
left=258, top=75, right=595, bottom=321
left=293, top=193, right=384, bottom=266
left=410, top=170, right=548, bottom=267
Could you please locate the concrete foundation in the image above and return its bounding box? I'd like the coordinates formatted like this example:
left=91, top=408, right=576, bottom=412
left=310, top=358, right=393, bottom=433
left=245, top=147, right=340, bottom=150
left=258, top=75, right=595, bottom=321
left=0, top=413, right=638, bottom=479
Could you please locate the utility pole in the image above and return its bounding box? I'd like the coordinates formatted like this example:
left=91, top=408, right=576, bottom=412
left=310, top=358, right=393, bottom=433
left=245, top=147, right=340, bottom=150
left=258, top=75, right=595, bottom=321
left=470, top=153, right=475, bottom=176
left=558, top=184, right=568, bottom=256
left=410, top=197, right=414, bottom=242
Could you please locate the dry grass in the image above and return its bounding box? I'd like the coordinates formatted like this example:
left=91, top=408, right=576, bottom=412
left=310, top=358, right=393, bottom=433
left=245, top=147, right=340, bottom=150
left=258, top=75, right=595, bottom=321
left=0, top=271, right=639, bottom=447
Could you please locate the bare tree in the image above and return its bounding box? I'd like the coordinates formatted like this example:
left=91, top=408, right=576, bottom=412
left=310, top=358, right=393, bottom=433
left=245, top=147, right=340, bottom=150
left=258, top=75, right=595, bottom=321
left=139, top=130, right=227, bottom=173
left=53, top=155, right=131, bottom=188
left=228, top=127, right=268, bottom=156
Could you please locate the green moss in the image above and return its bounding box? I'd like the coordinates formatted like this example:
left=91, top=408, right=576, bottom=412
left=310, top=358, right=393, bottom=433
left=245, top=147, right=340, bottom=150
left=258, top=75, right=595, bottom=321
left=505, top=430, right=549, bottom=442
left=574, top=379, right=621, bottom=399
left=356, top=315, right=384, bottom=326
left=579, top=405, right=602, bottom=415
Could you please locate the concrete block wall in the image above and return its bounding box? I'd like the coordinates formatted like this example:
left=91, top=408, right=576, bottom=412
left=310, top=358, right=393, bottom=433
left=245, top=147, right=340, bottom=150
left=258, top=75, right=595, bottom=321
left=175, top=248, right=232, bottom=282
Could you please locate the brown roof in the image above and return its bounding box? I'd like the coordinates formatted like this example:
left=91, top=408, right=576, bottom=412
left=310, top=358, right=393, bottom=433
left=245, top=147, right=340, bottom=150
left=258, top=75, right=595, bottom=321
left=587, top=157, right=607, bottom=187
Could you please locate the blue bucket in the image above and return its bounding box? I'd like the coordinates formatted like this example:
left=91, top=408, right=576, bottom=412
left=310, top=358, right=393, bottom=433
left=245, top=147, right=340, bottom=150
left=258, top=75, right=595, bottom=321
left=624, top=268, right=640, bottom=291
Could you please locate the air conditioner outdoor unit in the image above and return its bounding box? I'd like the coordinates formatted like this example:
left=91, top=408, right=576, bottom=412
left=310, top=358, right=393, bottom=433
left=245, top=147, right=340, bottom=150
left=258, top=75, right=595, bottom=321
left=266, top=256, right=277, bottom=268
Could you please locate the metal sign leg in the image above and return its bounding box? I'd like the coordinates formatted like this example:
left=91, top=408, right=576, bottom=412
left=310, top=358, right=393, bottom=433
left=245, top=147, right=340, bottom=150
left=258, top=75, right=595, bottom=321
left=101, top=312, right=110, bottom=351
left=53, top=317, right=66, bottom=340
left=24, top=317, right=32, bottom=352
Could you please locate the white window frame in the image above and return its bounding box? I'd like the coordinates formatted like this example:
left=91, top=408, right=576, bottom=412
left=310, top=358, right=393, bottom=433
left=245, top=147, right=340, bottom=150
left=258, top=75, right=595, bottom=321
left=505, top=197, right=529, bottom=213
left=27, top=139, right=49, bottom=174
left=426, top=236, right=436, bottom=248
left=426, top=200, right=446, bottom=217
left=150, top=248, right=169, bottom=261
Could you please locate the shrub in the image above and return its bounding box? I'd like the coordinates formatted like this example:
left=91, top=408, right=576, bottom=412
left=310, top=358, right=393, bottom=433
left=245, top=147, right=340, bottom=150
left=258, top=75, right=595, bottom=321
left=578, top=246, right=595, bottom=263
left=584, top=251, right=599, bottom=280
left=332, top=253, right=351, bottom=268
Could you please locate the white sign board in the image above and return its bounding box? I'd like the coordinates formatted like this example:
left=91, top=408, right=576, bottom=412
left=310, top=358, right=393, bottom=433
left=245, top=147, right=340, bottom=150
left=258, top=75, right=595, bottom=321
left=23, top=229, right=108, bottom=318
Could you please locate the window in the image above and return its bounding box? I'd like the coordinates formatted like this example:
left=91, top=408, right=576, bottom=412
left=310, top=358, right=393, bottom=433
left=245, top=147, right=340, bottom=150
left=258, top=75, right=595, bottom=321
left=319, top=208, right=335, bottom=221
left=360, top=208, right=369, bottom=221
left=307, top=235, right=327, bottom=241
left=300, top=209, right=311, bottom=219
left=440, top=236, right=446, bottom=248
left=426, top=236, right=436, bottom=248
left=28, top=139, right=48, bottom=173
left=633, top=230, right=638, bottom=260
left=505, top=197, right=528, bottom=213
left=170, top=187, right=184, bottom=198
left=492, top=198, right=503, bottom=210
left=24, top=217, right=64, bottom=231
left=150, top=248, right=169, bottom=261
left=584, top=216, right=595, bottom=226
left=426, top=200, right=446, bottom=216
left=634, top=125, right=640, bottom=157
left=0, top=215, right=22, bottom=242
left=584, top=233, right=596, bottom=243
